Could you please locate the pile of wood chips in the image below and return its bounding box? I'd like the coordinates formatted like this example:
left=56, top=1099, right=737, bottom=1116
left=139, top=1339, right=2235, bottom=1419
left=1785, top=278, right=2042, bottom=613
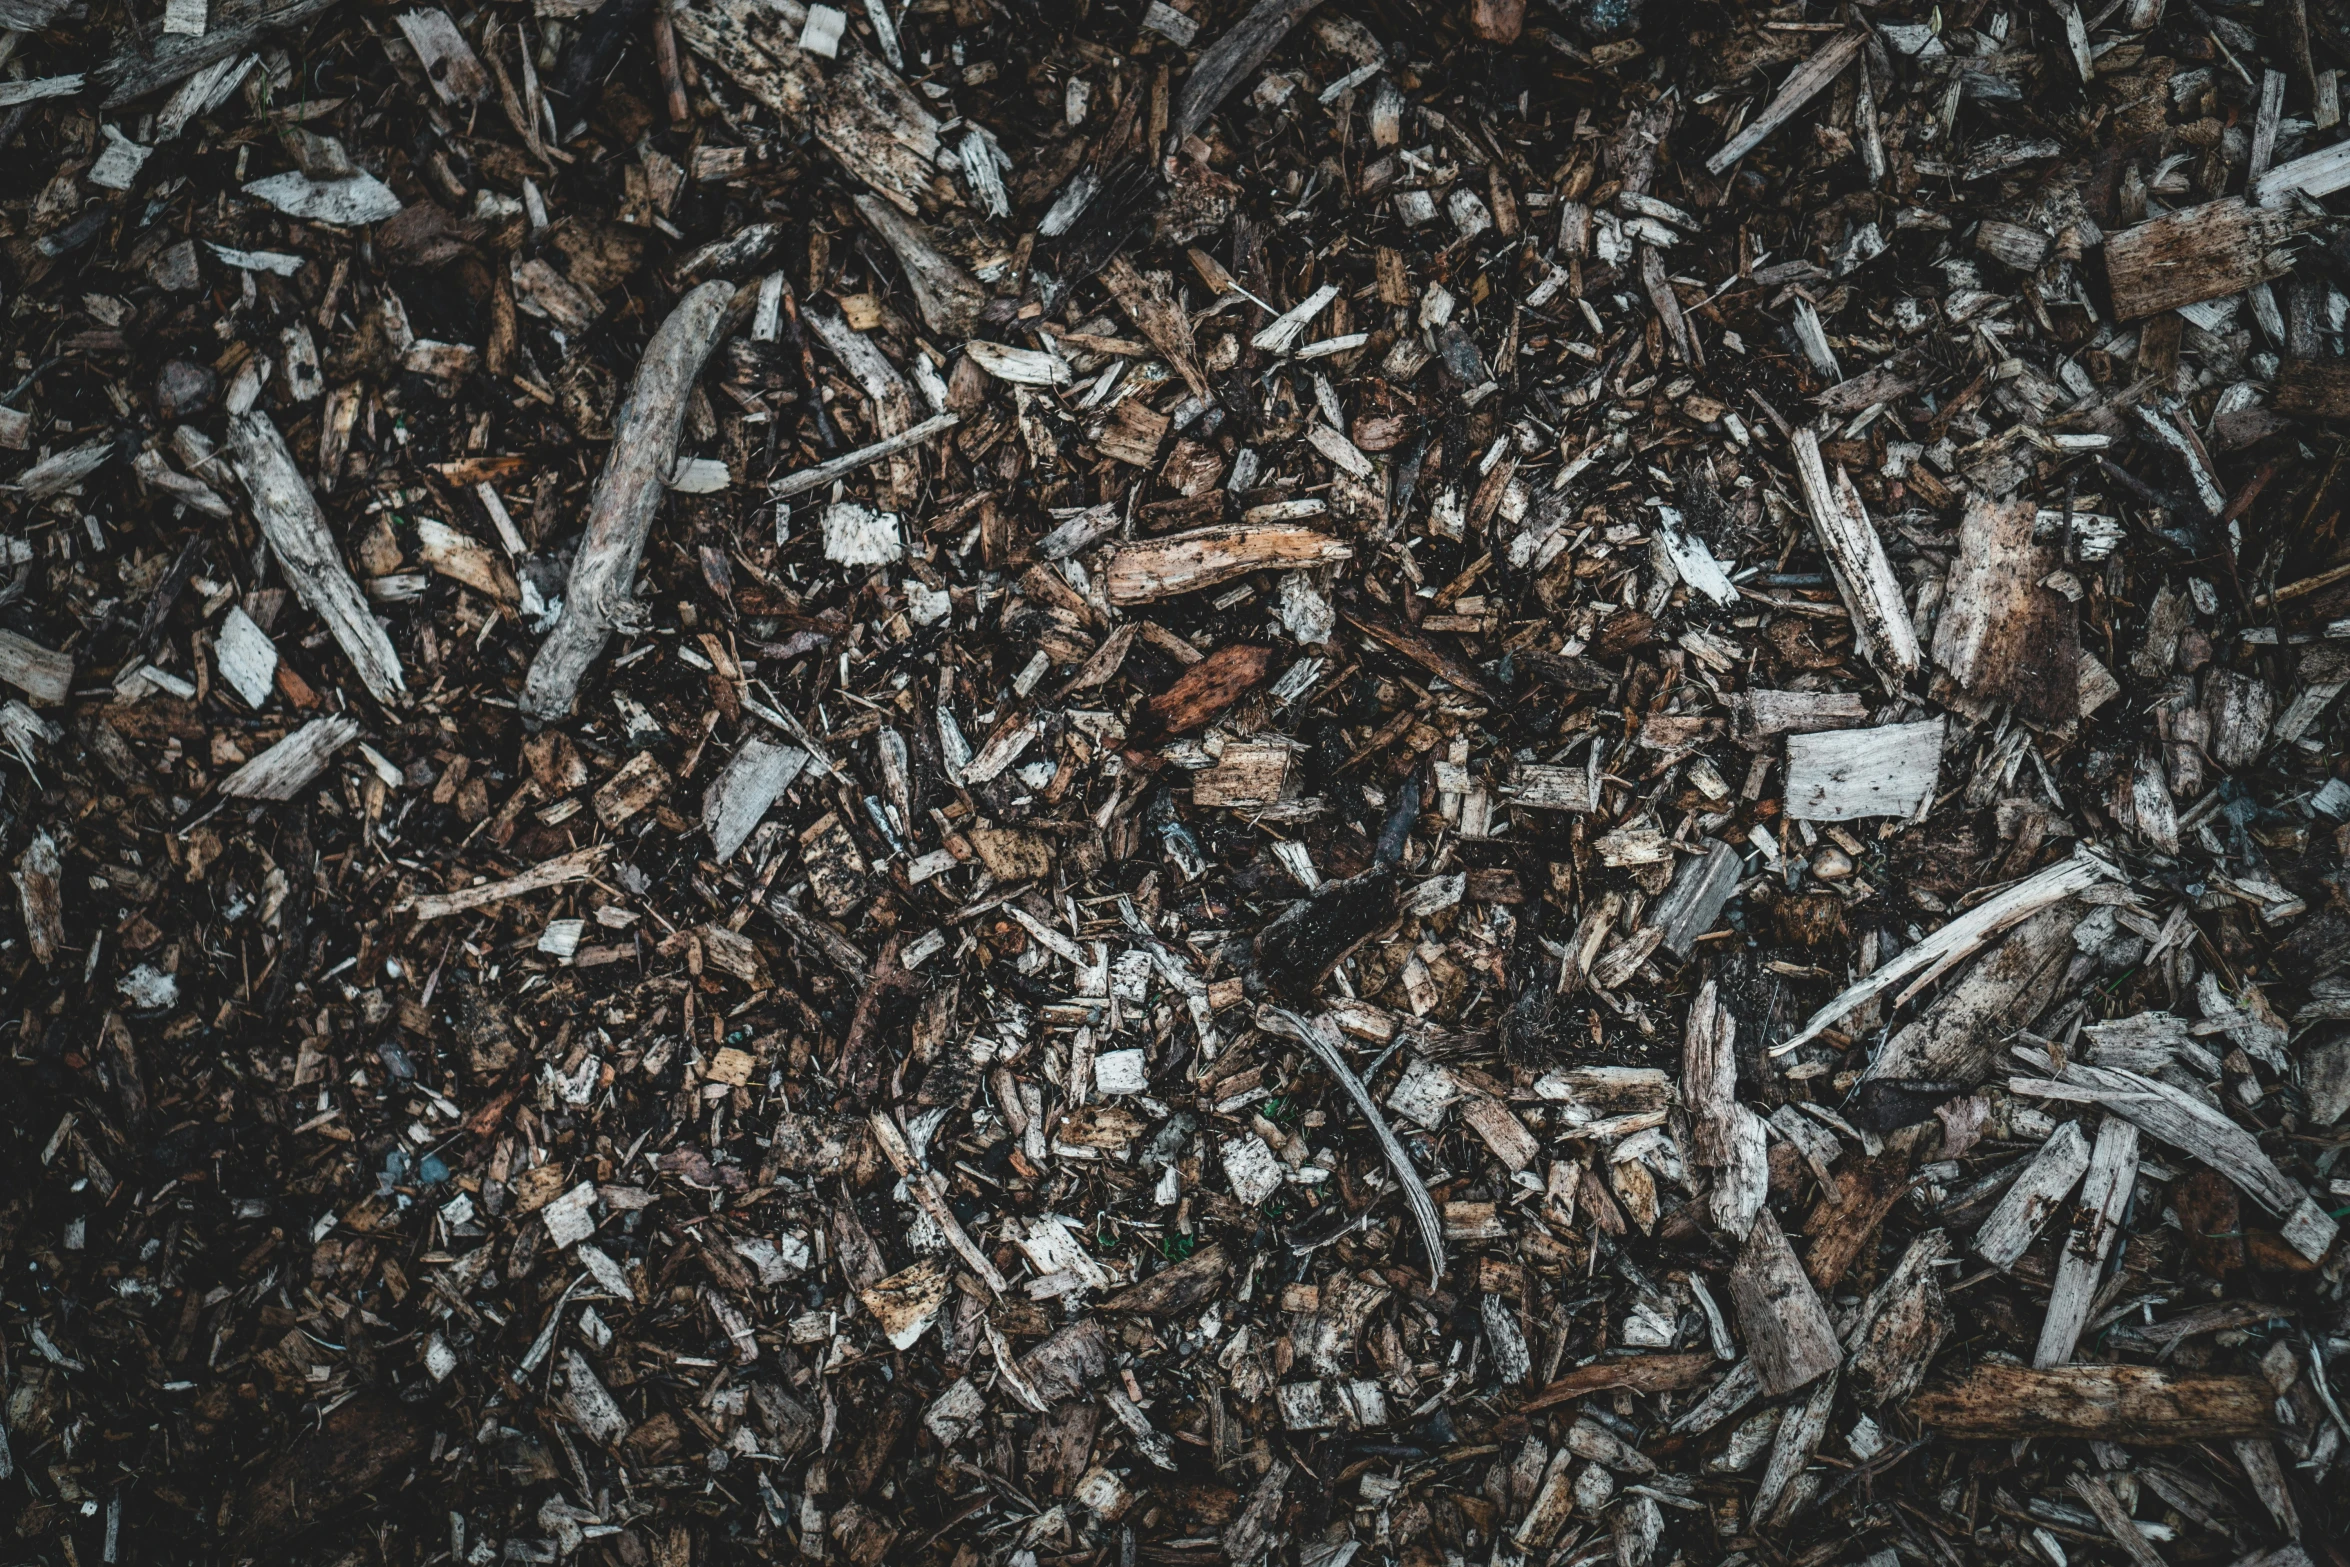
left=6, top=0, right=2350, bottom=1564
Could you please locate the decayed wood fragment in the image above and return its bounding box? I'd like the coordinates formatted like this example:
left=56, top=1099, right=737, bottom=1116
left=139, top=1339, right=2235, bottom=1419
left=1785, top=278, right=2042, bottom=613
left=2014, top=1057, right=2339, bottom=1261
left=1843, top=1229, right=1950, bottom=1407
left=853, top=196, right=985, bottom=337
left=12, top=829, right=62, bottom=966
left=523, top=281, right=734, bottom=725
left=1728, top=1207, right=1840, bottom=1394
left=1171, top=0, right=1327, bottom=145
left=227, top=411, right=407, bottom=706
left=1100, top=1243, right=1227, bottom=1314
left=1684, top=980, right=1767, bottom=1238
left=0, top=630, right=73, bottom=706
left=1104, top=523, right=1352, bottom=604
left=2032, top=1115, right=2138, bottom=1368
left=1519, top=1352, right=1716, bottom=1414
left=670, top=0, right=951, bottom=216
left=1913, top=1362, right=2276, bottom=1440
left=1931, top=491, right=2079, bottom=729
left=2102, top=197, right=2305, bottom=319
left=1100, top=257, right=1209, bottom=398
left=1790, top=428, right=1921, bottom=692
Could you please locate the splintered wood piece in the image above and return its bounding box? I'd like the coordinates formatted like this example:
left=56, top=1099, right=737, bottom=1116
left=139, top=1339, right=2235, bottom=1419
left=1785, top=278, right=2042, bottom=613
left=2014, top=1059, right=2339, bottom=1261
left=1752, top=1369, right=1837, bottom=1523
left=770, top=412, right=959, bottom=500
left=1105, top=523, right=1353, bottom=604
left=416, top=517, right=519, bottom=602
left=869, top=1110, right=1009, bottom=1294
left=523, top=281, right=734, bottom=725
left=1802, top=1139, right=1920, bottom=1291
left=1974, top=1118, right=2092, bottom=1269
left=2070, top=1473, right=2170, bottom=1567
left=397, top=845, right=608, bottom=920
left=2273, top=359, right=2350, bottom=418
left=1731, top=688, right=1870, bottom=746
left=1339, top=600, right=1499, bottom=702
left=702, top=735, right=808, bottom=860
left=1931, top=491, right=2078, bottom=729
left=1506, top=762, right=1595, bottom=812
left=227, top=410, right=407, bottom=706
left=1913, top=1363, right=2275, bottom=1440
left=1135, top=642, right=1276, bottom=741
left=2032, top=1115, right=2139, bottom=1368
left=2102, top=197, right=2305, bottom=319
left=1705, top=30, right=1864, bottom=174
left=1785, top=718, right=1944, bottom=822
left=220, top=714, right=361, bottom=800
left=1775, top=850, right=2117, bottom=1054
left=1100, top=1243, right=1227, bottom=1314
left=395, top=8, right=489, bottom=104
left=1790, top=428, right=1921, bottom=690
left=1684, top=979, right=1766, bottom=1238
left=1728, top=1207, right=1841, bottom=1394
left=1171, top=0, right=1326, bottom=145
left=853, top=196, right=985, bottom=338
left=1101, top=256, right=1210, bottom=398
left=1864, top=903, right=2081, bottom=1087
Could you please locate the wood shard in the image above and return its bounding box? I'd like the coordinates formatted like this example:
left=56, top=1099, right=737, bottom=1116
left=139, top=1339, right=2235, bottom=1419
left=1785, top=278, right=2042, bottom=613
left=1728, top=1206, right=1842, bottom=1395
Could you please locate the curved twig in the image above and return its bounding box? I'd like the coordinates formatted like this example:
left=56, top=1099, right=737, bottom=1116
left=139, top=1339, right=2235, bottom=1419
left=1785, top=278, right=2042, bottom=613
left=1259, top=1004, right=1445, bottom=1287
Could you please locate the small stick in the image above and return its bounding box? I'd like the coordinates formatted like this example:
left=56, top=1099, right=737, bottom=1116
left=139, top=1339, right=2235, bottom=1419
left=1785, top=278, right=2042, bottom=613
left=651, top=8, right=690, bottom=129
left=769, top=412, right=960, bottom=500
left=776, top=278, right=840, bottom=452
left=522, top=280, right=736, bottom=725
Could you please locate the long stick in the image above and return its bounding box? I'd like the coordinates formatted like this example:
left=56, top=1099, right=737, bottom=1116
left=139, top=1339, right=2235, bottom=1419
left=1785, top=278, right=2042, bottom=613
left=769, top=412, right=959, bottom=500
left=522, top=280, right=735, bottom=725
left=1260, top=1005, right=1446, bottom=1286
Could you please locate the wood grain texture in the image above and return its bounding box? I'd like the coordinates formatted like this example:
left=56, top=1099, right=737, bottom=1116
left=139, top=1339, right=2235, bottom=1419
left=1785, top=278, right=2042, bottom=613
left=1914, top=1362, right=2275, bottom=1440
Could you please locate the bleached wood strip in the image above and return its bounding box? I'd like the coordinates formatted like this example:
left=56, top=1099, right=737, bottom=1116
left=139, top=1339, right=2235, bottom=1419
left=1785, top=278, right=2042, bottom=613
left=2031, top=1115, right=2138, bottom=1369
left=1751, top=1370, right=1837, bottom=1521
left=220, top=714, right=361, bottom=800
left=769, top=412, right=959, bottom=500
left=1685, top=982, right=1767, bottom=1238
left=398, top=845, right=608, bottom=920
left=1773, top=850, right=2118, bottom=1054
left=1791, top=427, right=1920, bottom=691
left=1974, top=1118, right=2091, bottom=1268
left=2252, top=133, right=2350, bottom=206
left=12, top=829, right=62, bottom=966
left=1104, top=523, right=1352, bottom=604
left=2012, top=1058, right=2338, bottom=1261
left=869, top=1108, right=1010, bottom=1294
left=1261, top=1006, right=1446, bottom=1285
left=703, top=735, right=808, bottom=860
left=227, top=411, right=406, bottom=706
left=1729, top=1207, right=1841, bottom=1394
left=1705, top=31, right=1864, bottom=174
left=0, top=629, right=73, bottom=705
left=1785, top=718, right=1943, bottom=821
left=2069, top=1473, right=2169, bottom=1567
left=2104, top=198, right=2304, bottom=318
left=522, top=281, right=735, bottom=724
left=395, top=8, right=489, bottom=104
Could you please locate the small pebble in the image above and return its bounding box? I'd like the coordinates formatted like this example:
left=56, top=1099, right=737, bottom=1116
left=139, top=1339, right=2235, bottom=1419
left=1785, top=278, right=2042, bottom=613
left=154, top=358, right=217, bottom=422
left=1810, top=846, right=1855, bottom=881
